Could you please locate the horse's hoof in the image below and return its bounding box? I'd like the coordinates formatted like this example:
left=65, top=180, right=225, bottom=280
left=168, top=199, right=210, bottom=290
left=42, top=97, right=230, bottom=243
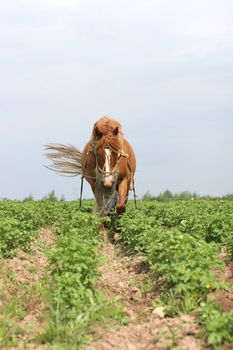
left=99, top=220, right=111, bottom=231
left=114, top=232, right=121, bottom=241
left=99, top=223, right=107, bottom=232
left=116, top=206, right=126, bottom=215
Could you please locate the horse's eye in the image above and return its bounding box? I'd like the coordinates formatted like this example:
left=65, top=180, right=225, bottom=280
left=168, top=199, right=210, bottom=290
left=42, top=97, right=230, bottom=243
left=113, top=127, right=118, bottom=136
left=95, top=127, right=102, bottom=139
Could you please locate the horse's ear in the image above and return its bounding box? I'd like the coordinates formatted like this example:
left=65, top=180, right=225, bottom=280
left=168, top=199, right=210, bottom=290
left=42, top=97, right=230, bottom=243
left=95, top=126, right=102, bottom=139
left=113, top=127, right=118, bottom=136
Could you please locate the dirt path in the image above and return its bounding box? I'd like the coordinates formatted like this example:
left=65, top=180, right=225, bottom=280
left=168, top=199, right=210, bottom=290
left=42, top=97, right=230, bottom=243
left=212, top=260, right=233, bottom=313
left=86, top=241, right=206, bottom=350
left=0, top=229, right=54, bottom=350
left=2, top=230, right=232, bottom=350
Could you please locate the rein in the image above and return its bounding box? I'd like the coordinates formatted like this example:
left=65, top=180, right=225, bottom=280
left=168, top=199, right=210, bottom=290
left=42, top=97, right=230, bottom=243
left=93, top=145, right=119, bottom=178
left=79, top=144, right=137, bottom=211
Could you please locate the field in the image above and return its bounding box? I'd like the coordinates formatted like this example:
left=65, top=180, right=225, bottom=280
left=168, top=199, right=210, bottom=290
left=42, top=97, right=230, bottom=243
left=0, top=198, right=233, bottom=349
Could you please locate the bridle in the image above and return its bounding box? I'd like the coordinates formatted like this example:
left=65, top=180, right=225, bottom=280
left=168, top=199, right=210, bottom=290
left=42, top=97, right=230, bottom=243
left=79, top=143, right=119, bottom=208
left=79, top=142, right=137, bottom=210
left=93, top=144, right=119, bottom=180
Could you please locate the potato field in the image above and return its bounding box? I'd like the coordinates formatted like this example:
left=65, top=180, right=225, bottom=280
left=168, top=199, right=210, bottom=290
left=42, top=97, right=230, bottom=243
left=0, top=198, right=233, bottom=349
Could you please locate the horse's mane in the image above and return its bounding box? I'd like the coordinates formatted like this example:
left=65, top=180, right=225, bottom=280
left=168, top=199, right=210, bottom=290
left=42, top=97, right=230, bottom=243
left=90, top=117, right=124, bottom=154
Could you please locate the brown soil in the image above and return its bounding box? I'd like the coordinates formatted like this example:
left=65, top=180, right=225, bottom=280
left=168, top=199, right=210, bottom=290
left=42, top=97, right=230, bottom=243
left=212, top=262, right=233, bottom=313
left=1, top=228, right=54, bottom=350
left=7, top=228, right=54, bottom=284
left=86, top=241, right=206, bottom=350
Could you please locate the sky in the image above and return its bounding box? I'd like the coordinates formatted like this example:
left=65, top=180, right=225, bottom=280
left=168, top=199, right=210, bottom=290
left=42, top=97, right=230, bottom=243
left=0, top=0, right=233, bottom=200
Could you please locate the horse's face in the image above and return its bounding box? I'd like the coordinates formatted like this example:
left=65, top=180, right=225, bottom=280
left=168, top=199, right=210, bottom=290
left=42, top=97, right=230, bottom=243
left=95, top=146, right=119, bottom=189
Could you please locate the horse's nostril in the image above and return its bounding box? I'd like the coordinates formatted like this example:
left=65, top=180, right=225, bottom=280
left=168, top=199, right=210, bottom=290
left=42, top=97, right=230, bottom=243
left=101, top=175, right=114, bottom=189
left=102, top=179, right=113, bottom=189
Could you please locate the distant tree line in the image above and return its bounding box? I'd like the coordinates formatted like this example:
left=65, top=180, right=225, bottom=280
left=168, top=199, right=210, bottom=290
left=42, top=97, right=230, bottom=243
left=23, top=190, right=66, bottom=202
left=142, top=190, right=233, bottom=201
left=21, top=189, right=233, bottom=202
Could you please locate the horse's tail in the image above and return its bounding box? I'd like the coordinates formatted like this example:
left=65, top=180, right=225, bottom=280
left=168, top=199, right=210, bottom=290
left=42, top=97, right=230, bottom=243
left=44, top=143, right=83, bottom=176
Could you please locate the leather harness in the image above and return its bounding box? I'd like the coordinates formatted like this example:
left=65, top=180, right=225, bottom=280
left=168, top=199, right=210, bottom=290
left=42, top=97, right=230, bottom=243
left=79, top=143, right=137, bottom=210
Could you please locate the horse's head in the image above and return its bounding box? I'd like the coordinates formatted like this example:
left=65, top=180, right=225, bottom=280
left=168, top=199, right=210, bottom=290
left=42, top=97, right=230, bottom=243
left=92, top=117, right=122, bottom=190
left=94, top=143, right=119, bottom=189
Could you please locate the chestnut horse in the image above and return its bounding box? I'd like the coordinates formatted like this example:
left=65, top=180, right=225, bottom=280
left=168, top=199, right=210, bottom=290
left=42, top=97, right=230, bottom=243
left=45, top=117, right=136, bottom=216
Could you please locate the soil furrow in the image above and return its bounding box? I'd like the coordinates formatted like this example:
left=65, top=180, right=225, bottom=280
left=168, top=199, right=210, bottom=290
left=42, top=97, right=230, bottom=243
left=86, top=241, right=205, bottom=350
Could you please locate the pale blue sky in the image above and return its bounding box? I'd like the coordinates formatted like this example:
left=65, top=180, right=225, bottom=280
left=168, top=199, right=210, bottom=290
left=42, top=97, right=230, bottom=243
left=1, top=0, right=232, bottom=199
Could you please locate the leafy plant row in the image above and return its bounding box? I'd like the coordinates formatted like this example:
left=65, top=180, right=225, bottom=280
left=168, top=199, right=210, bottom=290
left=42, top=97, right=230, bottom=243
left=41, top=206, right=102, bottom=347
left=0, top=199, right=121, bottom=348
left=40, top=202, right=123, bottom=348
left=0, top=199, right=61, bottom=257
left=118, top=199, right=233, bottom=348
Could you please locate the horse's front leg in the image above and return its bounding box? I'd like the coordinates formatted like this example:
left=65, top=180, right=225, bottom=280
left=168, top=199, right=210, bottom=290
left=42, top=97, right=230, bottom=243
left=116, top=179, right=129, bottom=215
left=94, top=187, right=104, bottom=214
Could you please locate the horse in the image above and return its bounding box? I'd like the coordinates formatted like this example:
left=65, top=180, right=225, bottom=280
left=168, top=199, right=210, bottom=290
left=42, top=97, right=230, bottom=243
left=45, top=117, right=136, bottom=216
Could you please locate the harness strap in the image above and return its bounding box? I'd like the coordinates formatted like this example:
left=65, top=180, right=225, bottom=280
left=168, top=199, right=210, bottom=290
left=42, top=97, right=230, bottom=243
left=79, top=155, right=88, bottom=208
left=79, top=175, right=84, bottom=208
left=126, top=158, right=137, bottom=210
left=132, top=179, right=137, bottom=209
left=79, top=145, right=138, bottom=211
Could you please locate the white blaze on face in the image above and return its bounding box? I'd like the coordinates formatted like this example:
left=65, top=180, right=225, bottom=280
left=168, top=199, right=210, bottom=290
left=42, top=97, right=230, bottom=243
left=104, top=148, right=114, bottom=187
left=104, top=148, right=111, bottom=173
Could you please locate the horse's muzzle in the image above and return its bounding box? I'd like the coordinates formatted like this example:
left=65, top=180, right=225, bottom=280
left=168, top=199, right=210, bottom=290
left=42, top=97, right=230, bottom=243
left=102, top=177, right=114, bottom=189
